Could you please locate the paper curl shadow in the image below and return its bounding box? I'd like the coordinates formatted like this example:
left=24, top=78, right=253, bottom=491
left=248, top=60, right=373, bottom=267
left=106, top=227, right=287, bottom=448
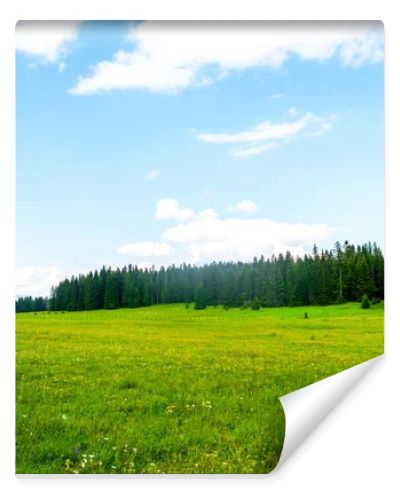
left=271, top=355, right=383, bottom=473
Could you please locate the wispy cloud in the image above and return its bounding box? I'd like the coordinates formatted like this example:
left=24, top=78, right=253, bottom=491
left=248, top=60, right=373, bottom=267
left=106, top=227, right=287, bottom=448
left=70, top=21, right=383, bottom=95
left=198, top=111, right=335, bottom=158
left=145, top=168, right=160, bottom=180
left=16, top=21, right=79, bottom=65
left=232, top=143, right=281, bottom=158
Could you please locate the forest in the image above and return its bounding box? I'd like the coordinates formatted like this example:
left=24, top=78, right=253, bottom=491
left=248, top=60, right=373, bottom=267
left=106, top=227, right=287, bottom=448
left=15, top=241, right=384, bottom=313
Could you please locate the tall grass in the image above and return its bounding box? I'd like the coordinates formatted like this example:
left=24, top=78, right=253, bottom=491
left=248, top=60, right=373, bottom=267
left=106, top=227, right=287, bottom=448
left=16, top=302, right=383, bottom=473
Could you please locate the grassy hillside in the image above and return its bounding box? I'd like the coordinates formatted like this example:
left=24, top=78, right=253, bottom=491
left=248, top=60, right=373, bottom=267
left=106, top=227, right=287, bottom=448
left=16, top=302, right=384, bottom=474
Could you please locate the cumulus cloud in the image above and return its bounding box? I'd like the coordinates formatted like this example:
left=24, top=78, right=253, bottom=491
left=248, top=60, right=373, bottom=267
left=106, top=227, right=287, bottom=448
left=16, top=21, right=79, bottom=65
left=135, top=262, right=161, bottom=270
left=145, top=168, right=160, bottom=180
left=161, top=218, right=333, bottom=264
left=155, top=198, right=217, bottom=222
left=198, top=111, right=335, bottom=157
left=117, top=241, right=173, bottom=257
left=235, top=200, right=259, bottom=213
left=118, top=199, right=334, bottom=267
left=16, top=265, right=67, bottom=297
left=70, top=21, right=383, bottom=95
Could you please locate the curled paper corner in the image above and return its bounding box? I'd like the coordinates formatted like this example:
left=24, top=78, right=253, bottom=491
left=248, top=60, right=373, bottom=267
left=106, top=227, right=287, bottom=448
left=274, top=354, right=384, bottom=472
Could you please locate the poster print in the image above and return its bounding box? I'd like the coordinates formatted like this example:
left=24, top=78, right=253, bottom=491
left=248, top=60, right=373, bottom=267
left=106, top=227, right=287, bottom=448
left=16, top=21, right=384, bottom=474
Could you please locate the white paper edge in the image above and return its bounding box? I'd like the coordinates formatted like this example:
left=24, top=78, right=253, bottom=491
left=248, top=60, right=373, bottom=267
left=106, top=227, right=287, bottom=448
left=274, top=354, right=383, bottom=472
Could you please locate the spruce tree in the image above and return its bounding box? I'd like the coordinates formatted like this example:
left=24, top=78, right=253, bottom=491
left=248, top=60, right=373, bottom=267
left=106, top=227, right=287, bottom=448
left=361, top=294, right=371, bottom=309
left=130, top=287, right=141, bottom=308
left=104, top=273, right=119, bottom=309
left=194, top=285, right=207, bottom=310
left=44, top=240, right=384, bottom=312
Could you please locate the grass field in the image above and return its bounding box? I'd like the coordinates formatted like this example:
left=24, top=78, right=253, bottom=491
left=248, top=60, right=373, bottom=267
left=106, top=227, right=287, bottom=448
left=16, top=302, right=384, bottom=474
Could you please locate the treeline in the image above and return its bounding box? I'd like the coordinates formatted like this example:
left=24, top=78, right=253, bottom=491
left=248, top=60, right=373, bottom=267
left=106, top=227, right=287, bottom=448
left=16, top=241, right=384, bottom=313
left=15, top=296, right=48, bottom=312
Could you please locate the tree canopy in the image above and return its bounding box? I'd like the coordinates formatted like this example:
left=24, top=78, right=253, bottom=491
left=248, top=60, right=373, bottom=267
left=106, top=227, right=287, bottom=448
left=16, top=241, right=384, bottom=313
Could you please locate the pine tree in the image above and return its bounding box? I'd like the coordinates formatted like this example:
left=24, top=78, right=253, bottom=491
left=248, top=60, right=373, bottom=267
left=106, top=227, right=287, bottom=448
left=130, top=286, right=140, bottom=308
left=104, top=272, right=119, bottom=309
left=250, top=297, right=260, bottom=310
left=361, top=294, right=371, bottom=309
left=43, top=241, right=384, bottom=313
left=194, top=285, right=207, bottom=310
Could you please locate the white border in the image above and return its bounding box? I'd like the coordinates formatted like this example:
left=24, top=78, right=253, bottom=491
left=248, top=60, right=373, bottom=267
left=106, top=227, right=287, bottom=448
left=1, top=2, right=399, bottom=499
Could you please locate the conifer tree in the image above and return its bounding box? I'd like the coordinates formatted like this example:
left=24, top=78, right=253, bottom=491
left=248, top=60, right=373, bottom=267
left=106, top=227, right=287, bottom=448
left=361, top=294, right=371, bottom=309
left=28, top=241, right=383, bottom=313
left=130, top=287, right=141, bottom=308
left=194, top=285, right=207, bottom=310
left=104, top=273, right=119, bottom=309
left=250, top=297, right=260, bottom=310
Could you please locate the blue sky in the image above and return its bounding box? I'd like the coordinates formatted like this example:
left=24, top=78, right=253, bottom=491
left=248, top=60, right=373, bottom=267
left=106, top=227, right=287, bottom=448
left=16, top=21, right=384, bottom=296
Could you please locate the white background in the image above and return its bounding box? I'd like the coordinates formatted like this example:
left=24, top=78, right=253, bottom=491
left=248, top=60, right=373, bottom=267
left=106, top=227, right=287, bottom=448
left=1, top=1, right=399, bottom=499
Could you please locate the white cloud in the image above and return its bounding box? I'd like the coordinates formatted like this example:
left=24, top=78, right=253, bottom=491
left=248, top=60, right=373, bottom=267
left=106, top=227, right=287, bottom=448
left=235, top=200, right=259, bottom=213
left=118, top=199, right=334, bottom=267
left=70, top=21, right=383, bottom=95
left=232, top=142, right=281, bottom=158
left=145, top=168, right=160, bottom=180
left=271, top=93, right=285, bottom=99
left=155, top=198, right=217, bottom=222
left=135, top=262, right=161, bottom=270
left=16, top=21, right=79, bottom=64
left=161, top=217, right=333, bottom=264
left=16, top=265, right=67, bottom=297
left=117, top=241, right=173, bottom=257
left=198, top=111, right=335, bottom=157
left=156, top=199, right=194, bottom=221
left=198, top=115, right=306, bottom=144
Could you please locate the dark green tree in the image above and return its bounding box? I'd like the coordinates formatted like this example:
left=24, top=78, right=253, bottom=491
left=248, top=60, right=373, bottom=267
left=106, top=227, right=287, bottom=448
left=40, top=241, right=383, bottom=313
left=104, top=272, right=119, bottom=309
left=194, top=285, right=207, bottom=310
left=361, top=294, right=371, bottom=309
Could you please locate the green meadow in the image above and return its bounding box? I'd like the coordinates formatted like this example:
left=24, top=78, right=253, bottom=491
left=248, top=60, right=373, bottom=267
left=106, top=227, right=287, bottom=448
left=16, top=302, right=384, bottom=474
